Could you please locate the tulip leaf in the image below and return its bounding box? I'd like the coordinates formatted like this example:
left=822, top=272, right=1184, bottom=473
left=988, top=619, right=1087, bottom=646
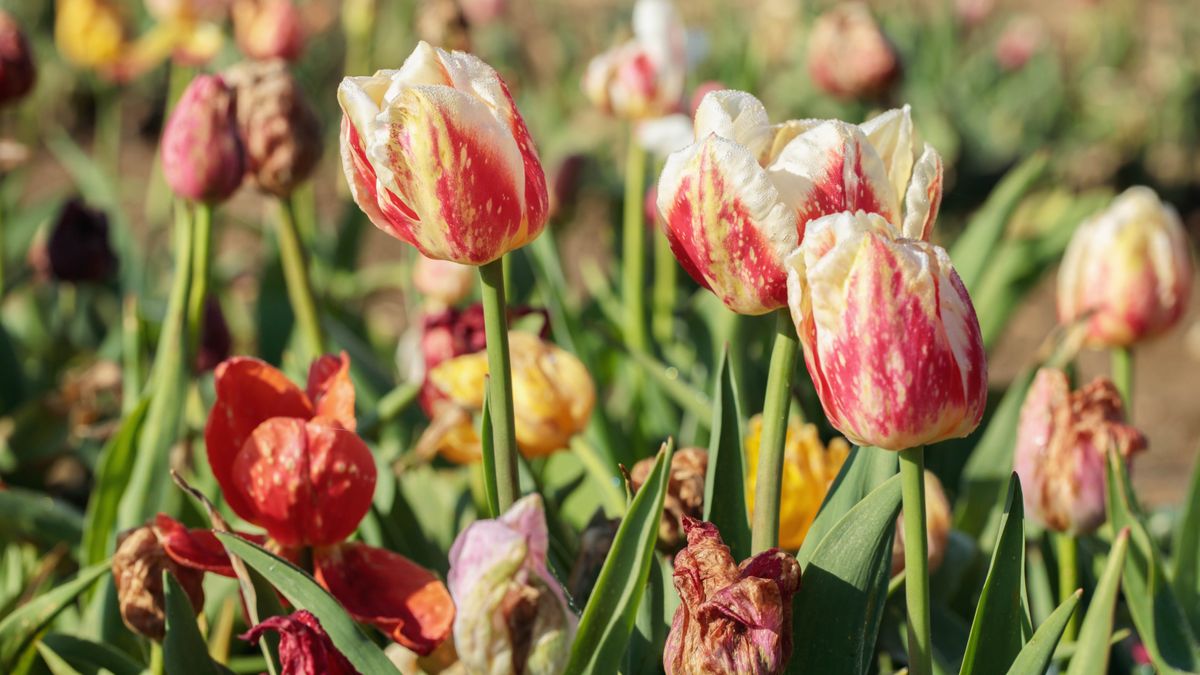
left=961, top=474, right=1028, bottom=675
left=35, top=642, right=83, bottom=675
left=479, top=390, right=500, bottom=519
left=162, top=572, right=220, bottom=675
left=0, top=487, right=84, bottom=554
left=1006, top=590, right=1081, bottom=675
left=790, top=474, right=902, bottom=675
left=1173, top=453, right=1200, bottom=633
left=215, top=533, right=401, bottom=675
left=797, top=445, right=897, bottom=567
left=1105, top=450, right=1200, bottom=674
left=1063, top=529, right=1128, bottom=675
left=703, top=347, right=750, bottom=562
left=81, top=396, right=151, bottom=567
left=0, top=562, right=110, bottom=669
left=565, top=439, right=676, bottom=675
left=38, top=634, right=145, bottom=675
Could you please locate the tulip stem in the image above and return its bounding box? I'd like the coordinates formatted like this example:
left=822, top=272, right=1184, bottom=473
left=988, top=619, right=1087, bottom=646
left=185, top=201, right=213, bottom=365
left=480, top=257, right=520, bottom=511
left=652, top=226, right=676, bottom=346
left=750, top=309, right=799, bottom=553
left=622, top=132, right=649, bottom=352
left=900, top=446, right=932, bottom=675
left=1056, top=532, right=1080, bottom=642
left=276, top=195, right=327, bottom=361
left=1111, top=346, right=1134, bottom=411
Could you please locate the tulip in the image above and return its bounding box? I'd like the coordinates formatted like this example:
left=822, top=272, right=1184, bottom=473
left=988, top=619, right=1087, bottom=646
left=161, top=74, right=246, bottom=203
left=55, top=0, right=128, bottom=74
left=665, top=518, right=801, bottom=674
left=42, top=198, right=118, bottom=284
left=338, top=41, right=549, bottom=266
left=232, top=0, right=304, bottom=62
left=890, top=470, right=951, bottom=575
left=1014, top=368, right=1146, bottom=535
left=241, top=611, right=357, bottom=675
left=583, top=0, right=686, bottom=120
left=657, top=90, right=943, bottom=315
left=806, top=2, right=900, bottom=99
left=223, top=59, right=322, bottom=197
left=195, top=294, right=231, bottom=373
left=785, top=210, right=986, bottom=450
left=413, top=255, right=476, bottom=308
left=743, top=416, right=850, bottom=550
left=1057, top=186, right=1193, bottom=348
left=143, top=0, right=228, bottom=66
left=112, top=524, right=205, bottom=641
left=630, top=448, right=708, bottom=549
left=0, top=11, right=35, bottom=106
left=448, top=495, right=575, bottom=675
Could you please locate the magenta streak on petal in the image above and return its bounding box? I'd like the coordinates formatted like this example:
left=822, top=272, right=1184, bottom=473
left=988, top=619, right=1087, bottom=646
left=500, top=78, right=548, bottom=236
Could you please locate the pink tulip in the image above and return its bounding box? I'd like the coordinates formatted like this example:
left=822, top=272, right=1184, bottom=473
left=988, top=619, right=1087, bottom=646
left=161, top=74, right=245, bottom=203
left=806, top=2, right=900, bottom=99
left=232, top=0, right=304, bottom=62
left=582, top=0, right=687, bottom=119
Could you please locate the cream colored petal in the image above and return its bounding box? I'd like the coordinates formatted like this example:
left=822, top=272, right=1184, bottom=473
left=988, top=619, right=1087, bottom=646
left=692, top=89, right=772, bottom=158
left=900, top=143, right=943, bottom=241
left=860, top=105, right=917, bottom=202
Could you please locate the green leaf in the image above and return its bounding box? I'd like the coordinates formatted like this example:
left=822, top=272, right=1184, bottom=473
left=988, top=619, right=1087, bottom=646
left=1006, top=590, right=1081, bottom=675
left=163, top=572, right=220, bottom=675
left=797, top=445, right=896, bottom=567
left=34, top=643, right=82, bottom=675
left=790, top=474, right=902, bottom=675
left=215, top=533, right=401, bottom=675
left=479, top=389, right=500, bottom=519
left=0, top=488, right=83, bottom=552
left=961, top=474, right=1028, bottom=675
left=81, top=396, right=151, bottom=567
left=1064, top=529, right=1128, bottom=675
left=565, top=439, right=676, bottom=675
left=38, top=634, right=144, bottom=675
left=703, top=348, right=750, bottom=562
left=1173, top=452, right=1200, bottom=633
left=0, top=562, right=109, bottom=669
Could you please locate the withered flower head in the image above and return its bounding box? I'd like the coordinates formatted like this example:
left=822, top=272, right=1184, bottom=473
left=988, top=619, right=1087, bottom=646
left=195, top=294, right=232, bottom=373
left=631, top=447, right=708, bottom=549
left=241, top=610, right=358, bottom=675
left=112, top=524, right=206, bottom=641
left=43, top=198, right=118, bottom=283
left=0, top=10, right=35, bottom=106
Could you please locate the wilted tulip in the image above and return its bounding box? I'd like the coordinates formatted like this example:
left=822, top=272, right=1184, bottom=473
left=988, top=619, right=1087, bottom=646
left=1014, top=369, right=1146, bottom=534
left=786, top=211, right=987, bottom=450
left=223, top=59, right=322, bottom=197
left=631, top=447, right=708, bottom=549
left=112, top=524, right=206, bottom=641
left=890, top=470, right=951, bottom=575
left=232, top=0, right=304, bottom=62
left=161, top=74, right=246, bottom=203
left=743, top=416, right=850, bottom=550
left=582, top=0, right=686, bottom=120
left=448, top=495, right=576, bottom=675
left=1057, top=187, right=1193, bottom=348
left=0, top=11, right=35, bottom=106
left=242, top=611, right=357, bottom=675
left=414, top=255, right=476, bottom=308
left=665, top=518, right=801, bottom=674
left=806, top=2, right=900, bottom=99
left=339, top=42, right=549, bottom=265
left=42, top=198, right=118, bottom=284
left=657, top=90, right=943, bottom=315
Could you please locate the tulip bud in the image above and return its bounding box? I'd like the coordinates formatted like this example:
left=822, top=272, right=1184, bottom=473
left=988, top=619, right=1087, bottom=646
left=744, top=416, right=850, bottom=550
left=112, top=524, right=206, bottom=641
left=339, top=42, right=549, bottom=265
left=413, top=255, right=475, bottom=308
left=448, top=495, right=576, bottom=675
left=806, top=2, right=900, bottom=99
left=1014, top=369, right=1146, bottom=534
left=43, top=198, right=118, bottom=284
left=665, top=518, right=801, bottom=674
left=241, top=611, right=357, bottom=675
left=631, top=447, right=707, bottom=549
left=1058, top=186, right=1193, bottom=348
left=161, top=74, right=246, bottom=203
left=0, top=11, right=35, bottom=106
left=891, top=469, right=951, bottom=575
left=223, top=59, right=322, bottom=197
left=786, top=211, right=987, bottom=450
left=582, top=0, right=686, bottom=119
left=232, top=0, right=304, bottom=62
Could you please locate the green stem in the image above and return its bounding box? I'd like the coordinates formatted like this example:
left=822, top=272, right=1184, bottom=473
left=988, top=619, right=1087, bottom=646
left=622, top=133, right=648, bottom=352
left=97, top=85, right=122, bottom=179
left=149, top=642, right=163, bottom=675
left=900, top=446, right=932, bottom=675
left=1056, top=532, right=1080, bottom=642
left=480, top=258, right=519, bottom=511
left=652, top=226, right=676, bottom=345
left=276, top=195, right=326, bottom=360
left=1111, top=346, right=1133, bottom=411
left=186, top=202, right=213, bottom=364
left=750, top=309, right=800, bottom=553
left=121, top=295, right=142, bottom=413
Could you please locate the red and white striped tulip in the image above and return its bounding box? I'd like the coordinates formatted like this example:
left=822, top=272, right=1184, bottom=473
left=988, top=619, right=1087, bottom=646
left=582, top=0, right=686, bottom=119
left=656, top=90, right=943, bottom=315
left=1058, top=186, right=1193, bottom=347
left=338, top=42, right=549, bottom=265
left=786, top=211, right=986, bottom=450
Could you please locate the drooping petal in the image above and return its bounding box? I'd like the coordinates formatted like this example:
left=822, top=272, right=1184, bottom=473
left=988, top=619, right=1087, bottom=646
left=306, top=352, right=356, bottom=431
left=155, top=514, right=268, bottom=578
left=315, top=542, right=454, bottom=655
left=241, top=610, right=359, bottom=675
left=206, top=357, right=314, bottom=520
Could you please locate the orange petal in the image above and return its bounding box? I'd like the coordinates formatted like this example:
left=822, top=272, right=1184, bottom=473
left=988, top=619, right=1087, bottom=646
left=306, top=352, right=356, bottom=432
left=155, top=513, right=267, bottom=578
left=315, top=542, right=454, bottom=656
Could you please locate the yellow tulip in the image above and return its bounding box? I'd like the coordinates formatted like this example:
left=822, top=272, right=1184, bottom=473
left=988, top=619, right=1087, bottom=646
left=56, top=0, right=127, bottom=71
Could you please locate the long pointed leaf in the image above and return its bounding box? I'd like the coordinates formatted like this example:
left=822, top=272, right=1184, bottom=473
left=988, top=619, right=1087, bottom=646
left=162, top=572, right=219, bottom=675
left=1173, top=452, right=1200, bottom=633
left=703, top=348, right=750, bottom=562
left=0, top=562, right=109, bottom=669
left=1006, top=590, right=1081, bottom=675
left=797, top=445, right=896, bottom=567
left=81, top=397, right=151, bottom=566
left=961, top=474, right=1027, bottom=675
left=38, top=633, right=144, bottom=675
left=1064, top=529, right=1128, bottom=675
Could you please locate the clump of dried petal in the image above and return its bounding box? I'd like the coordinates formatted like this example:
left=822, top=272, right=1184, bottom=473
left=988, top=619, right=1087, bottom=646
left=241, top=610, right=358, bottom=675
left=631, top=447, right=708, bottom=549
left=112, top=524, right=205, bottom=641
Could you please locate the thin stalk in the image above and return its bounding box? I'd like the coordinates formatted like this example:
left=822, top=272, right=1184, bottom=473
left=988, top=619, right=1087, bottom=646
left=1111, top=346, right=1133, bottom=411
left=1056, top=532, right=1080, bottom=642
left=622, top=133, right=648, bottom=351
left=652, top=227, right=676, bottom=345
left=97, top=85, right=122, bottom=178
left=480, top=258, right=519, bottom=511
left=275, top=195, right=326, bottom=360
left=185, top=202, right=213, bottom=363
left=750, top=309, right=800, bottom=553
left=149, top=643, right=163, bottom=675
left=121, top=295, right=142, bottom=413
left=900, top=446, right=932, bottom=675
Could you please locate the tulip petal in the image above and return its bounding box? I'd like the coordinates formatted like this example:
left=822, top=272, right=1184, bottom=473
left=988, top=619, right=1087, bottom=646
left=658, top=134, right=798, bottom=315
left=692, top=90, right=772, bottom=159
left=901, top=143, right=943, bottom=241
left=155, top=514, right=267, bottom=578
left=231, top=418, right=376, bottom=547
left=315, top=542, right=454, bottom=655
left=206, top=357, right=314, bottom=521
left=306, top=352, right=356, bottom=431
left=241, top=610, right=358, bottom=675
left=859, top=106, right=916, bottom=207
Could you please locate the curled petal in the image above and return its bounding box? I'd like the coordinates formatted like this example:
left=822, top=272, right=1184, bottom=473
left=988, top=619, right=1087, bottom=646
left=241, top=610, right=357, bottom=675
left=315, top=542, right=454, bottom=655
left=902, top=144, right=943, bottom=241
left=306, top=352, right=356, bottom=431
left=692, top=90, right=772, bottom=159
left=858, top=106, right=917, bottom=205
left=154, top=514, right=267, bottom=578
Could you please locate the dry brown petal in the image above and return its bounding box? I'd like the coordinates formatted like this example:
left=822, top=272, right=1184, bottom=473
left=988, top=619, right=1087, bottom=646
left=631, top=447, right=708, bottom=549
left=113, top=525, right=206, bottom=641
